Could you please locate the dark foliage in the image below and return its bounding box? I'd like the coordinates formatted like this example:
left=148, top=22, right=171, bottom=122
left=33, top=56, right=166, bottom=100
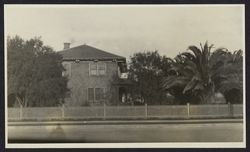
left=128, top=51, right=173, bottom=105
left=7, top=35, right=69, bottom=107
left=162, top=42, right=243, bottom=104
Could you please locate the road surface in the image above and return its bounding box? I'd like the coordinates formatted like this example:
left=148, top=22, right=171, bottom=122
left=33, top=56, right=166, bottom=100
left=8, top=119, right=243, bottom=143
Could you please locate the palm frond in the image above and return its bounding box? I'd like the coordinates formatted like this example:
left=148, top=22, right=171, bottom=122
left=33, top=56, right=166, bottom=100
left=180, top=52, right=195, bottom=61
left=188, top=45, right=202, bottom=60
left=162, top=76, right=189, bottom=90
left=183, top=73, right=202, bottom=93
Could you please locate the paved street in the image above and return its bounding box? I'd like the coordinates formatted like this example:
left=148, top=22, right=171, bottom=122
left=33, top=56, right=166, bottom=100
left=8, top=119, right=243, bottom=143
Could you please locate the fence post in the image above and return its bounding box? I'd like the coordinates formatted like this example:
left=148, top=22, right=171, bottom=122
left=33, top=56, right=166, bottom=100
left=61, top=104, right=65, bottom=119
left=19, top=105, right=23, bottom=120
left=228, top=102, right=233, bottom=117
left=103, top=102, right=106, bottom=120
left=145, top=103, right=148, bottom=119
left=187, top=103, right=190, bottom=118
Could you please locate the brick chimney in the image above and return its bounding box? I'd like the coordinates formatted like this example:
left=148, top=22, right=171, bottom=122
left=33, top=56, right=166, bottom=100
left=63, top=42, right=70, bottom=49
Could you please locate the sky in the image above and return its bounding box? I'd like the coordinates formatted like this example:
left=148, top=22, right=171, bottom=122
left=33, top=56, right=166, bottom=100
left=5, top=5, right=244, bottom=59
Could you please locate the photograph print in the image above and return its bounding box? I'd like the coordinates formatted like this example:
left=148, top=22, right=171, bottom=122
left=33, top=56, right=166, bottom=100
left=4, top=4, right=245, bottom=148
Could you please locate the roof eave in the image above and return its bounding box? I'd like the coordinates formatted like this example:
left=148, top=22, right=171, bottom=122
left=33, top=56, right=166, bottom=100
left=62, top=58, right=126, bottom=62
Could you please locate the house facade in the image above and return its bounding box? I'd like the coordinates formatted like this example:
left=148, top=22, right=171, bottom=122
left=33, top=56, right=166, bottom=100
left=59, top=43, right=131, bottom=106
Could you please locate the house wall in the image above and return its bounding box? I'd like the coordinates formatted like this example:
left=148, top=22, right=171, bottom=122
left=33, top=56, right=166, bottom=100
left=62, top=61, right=120, bottom=106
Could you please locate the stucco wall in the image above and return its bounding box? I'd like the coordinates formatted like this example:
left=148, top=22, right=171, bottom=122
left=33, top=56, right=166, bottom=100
left=63, top=61, right=119, bottom=106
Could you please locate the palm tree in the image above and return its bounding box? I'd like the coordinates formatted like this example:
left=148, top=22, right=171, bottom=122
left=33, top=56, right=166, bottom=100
left=213, top=50, right=243, bottom=103
left=162, top=42, right=243, bottom=104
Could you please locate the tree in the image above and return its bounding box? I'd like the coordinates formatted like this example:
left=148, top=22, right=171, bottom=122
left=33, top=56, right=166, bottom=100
left=212, top=49, right=243, bottom=103
left=128, top=51, right=173, bottom=105
left=162, top=42, right=243, bottom=104
left=7, top=35, right=35, bottom=107
left=7, top=35, right=68, bottom=107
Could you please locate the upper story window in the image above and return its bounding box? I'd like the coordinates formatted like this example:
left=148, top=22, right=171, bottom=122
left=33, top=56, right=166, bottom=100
left=89, top=62, right=106, bottom=76
left=98, top=64, right=106, bottom=75
left=90, top=63, right=98, bottom=75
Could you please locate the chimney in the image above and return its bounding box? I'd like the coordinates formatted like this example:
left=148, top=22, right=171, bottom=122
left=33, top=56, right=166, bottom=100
left=63, top=42, right=70, bottom=49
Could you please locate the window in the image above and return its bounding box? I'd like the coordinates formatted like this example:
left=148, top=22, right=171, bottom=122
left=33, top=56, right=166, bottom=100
left=89, top=62, right=106, bottom=76
left=95, top=88, right=105, bottom=100
left=90, top=64, right=98, bottom=75
left=88, top=88, right=94, bottom=101
left=88, top=88, right=105, bottom=101
left=98, top=64, right=106, bottom=75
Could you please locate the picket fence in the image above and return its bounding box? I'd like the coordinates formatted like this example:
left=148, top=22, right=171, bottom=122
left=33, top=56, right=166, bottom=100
left=8, top=103, right=243, bottom=121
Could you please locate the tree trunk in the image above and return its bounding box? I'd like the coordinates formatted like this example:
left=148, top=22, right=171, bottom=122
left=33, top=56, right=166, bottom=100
left=23, top=96, right=28, bottom=107
left=16, top=96, right=23, bottom=107
left=201, top=84, right=215, bottom=104
left=16, top=95, right=28, bottom=107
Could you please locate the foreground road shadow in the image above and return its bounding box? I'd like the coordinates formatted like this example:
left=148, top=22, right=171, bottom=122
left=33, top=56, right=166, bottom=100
left=49, top=124, right=66, bottom=141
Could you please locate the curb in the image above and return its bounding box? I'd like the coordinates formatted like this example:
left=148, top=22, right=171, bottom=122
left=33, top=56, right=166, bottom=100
left=8, top=119, right=243, bottom=126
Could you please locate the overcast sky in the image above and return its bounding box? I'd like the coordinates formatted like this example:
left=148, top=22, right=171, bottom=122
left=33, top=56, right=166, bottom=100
left=5, top=5, right=244, bottom=58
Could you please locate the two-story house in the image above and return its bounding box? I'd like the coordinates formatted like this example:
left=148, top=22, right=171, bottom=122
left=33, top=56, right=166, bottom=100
left=59, top=43, right=131, bottom=106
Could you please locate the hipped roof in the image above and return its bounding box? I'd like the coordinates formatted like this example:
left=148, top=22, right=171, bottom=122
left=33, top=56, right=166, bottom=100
left=58, top=44, right=126, bottom=61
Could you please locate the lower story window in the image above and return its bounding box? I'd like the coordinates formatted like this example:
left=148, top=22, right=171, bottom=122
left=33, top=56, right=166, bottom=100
left=88, top=88, right=94, bottom=101
left=88, top=88, right=105, bottom=101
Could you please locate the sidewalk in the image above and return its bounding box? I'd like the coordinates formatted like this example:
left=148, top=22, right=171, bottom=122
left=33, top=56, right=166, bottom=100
left=8, top=118, right=243, bottom=126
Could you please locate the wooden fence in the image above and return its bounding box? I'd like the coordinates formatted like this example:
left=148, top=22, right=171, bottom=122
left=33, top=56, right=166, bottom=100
left=8, top=103, right=243, bottom=121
